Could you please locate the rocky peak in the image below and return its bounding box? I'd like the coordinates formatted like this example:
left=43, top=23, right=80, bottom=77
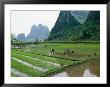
left=17, top=33, right=26, bottom=42
left=27, top=24, right=49, bottom=42
left=50, top=11, right=80, bottom=35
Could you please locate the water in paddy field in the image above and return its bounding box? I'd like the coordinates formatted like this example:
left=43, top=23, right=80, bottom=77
left=52, top=59, right=100, bottom=77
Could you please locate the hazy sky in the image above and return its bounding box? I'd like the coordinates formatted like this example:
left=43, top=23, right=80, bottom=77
left=11, top=11, right=60, bottom=37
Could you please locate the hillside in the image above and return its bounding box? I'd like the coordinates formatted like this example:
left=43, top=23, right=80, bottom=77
left=70, top=11, right=89, bottom=24
left=48, top=11, right=81, bottom=41
left=48, top=11, right=100, bottom=41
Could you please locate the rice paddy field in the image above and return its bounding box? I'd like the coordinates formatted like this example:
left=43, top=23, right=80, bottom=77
left=11, top=42, right=100, bottom=77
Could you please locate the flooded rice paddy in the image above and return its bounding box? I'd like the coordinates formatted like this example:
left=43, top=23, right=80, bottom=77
left=52, top=59, right=100, bottom=77
left=11, top=43, right=100, bottom=77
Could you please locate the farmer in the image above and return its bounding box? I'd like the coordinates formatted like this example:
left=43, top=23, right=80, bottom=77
left=64, top=49, right=70, bottom=55
left=49, top=49, right=55, bottom=56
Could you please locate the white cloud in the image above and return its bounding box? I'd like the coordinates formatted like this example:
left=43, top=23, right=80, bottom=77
left=11, top=11, right=60, bottom=37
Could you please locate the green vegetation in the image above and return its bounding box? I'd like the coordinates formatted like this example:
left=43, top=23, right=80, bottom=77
left=19, top=43, right=99, bottom=60
left=12, top=53, right=60, bottom=70
left=12, top=49, right=74, bottom=65
left=11, top=72, right=18, bottom=77
left=11, top=42, right=99, bottom=77
left=11, top=58, right=44, bottom=76
left=11, top=11, right=100, bottom=77
left=11, top=33, right=23, bottom=44
left=48, top=11, right=100, bottom=41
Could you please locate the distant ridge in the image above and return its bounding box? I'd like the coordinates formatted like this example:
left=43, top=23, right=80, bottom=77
left=16, top=24, right=49, bottom=42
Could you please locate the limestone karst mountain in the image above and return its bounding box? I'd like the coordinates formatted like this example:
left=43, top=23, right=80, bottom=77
left=48, top=11, right=100, bottom=41
left=26, top=24, right=49, bottom=42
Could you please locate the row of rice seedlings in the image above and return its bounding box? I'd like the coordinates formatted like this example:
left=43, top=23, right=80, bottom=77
left=12, top=49, right=74, bottom=66
left=14, top=49, right=96, bottom=65
left=12, top=53, right=60, bottom=71
left=11, top=49, right=23, bottom=53
left=11, top=58, right=44, bottom=77
left=12, top=50, right=61, bottom=67
left=12, top=49, right=91, bottom=68
left=11, top=72, right=19, bottom=77
left=11, top=68, right=29, bottom=77
left=11, top=49, right=92, bottom=77
left=12, top=49, right=60, bottom=65
left=24, top=55, right=61, bottom=67
left=11, top=53, right=71, bottom=77
left=13, top=49, right=95, bottom=62
left=12, top=57, right=47, bottom=72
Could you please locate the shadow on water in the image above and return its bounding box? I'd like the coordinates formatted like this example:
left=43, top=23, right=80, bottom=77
left=52, top=59, right=100, bottom=77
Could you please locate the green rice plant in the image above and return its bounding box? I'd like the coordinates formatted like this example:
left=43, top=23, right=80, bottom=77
left=12, top=53, right=61, bottom=70
left=12, top=49, right=74, bottom=66
left=11, top=58, right=44, bottom=76
left=11, top=42, right=99, bottom=77
left=13, top=43, right=99, bottom=61
left=11, top=72, right=19, bottom=77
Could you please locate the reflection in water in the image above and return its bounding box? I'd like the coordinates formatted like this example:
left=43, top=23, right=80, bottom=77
left=52, top=59, right=100, bottom=77
left=53, top=72, right=69, bottom=77
left=83, top=69, right=97, bottom=77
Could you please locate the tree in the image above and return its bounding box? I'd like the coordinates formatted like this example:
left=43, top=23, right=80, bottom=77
left=35, top=39, right=39, bottom=47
